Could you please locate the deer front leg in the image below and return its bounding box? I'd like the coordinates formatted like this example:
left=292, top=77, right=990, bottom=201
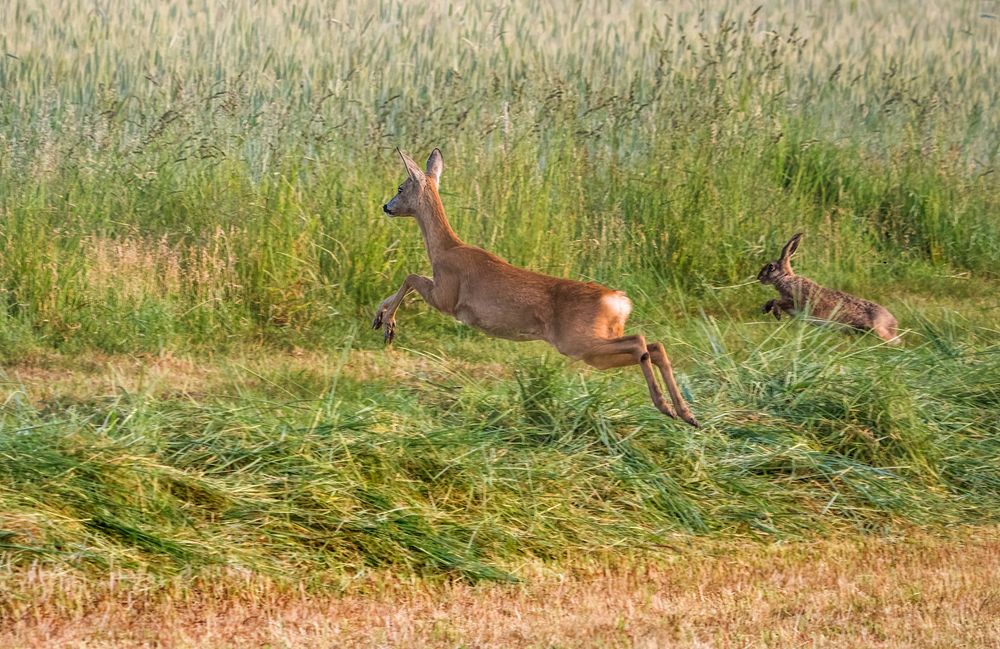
left=372, top=274, right=436, bottom=344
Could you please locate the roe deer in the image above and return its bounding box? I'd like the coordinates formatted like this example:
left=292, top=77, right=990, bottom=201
left=373, top=148, right=700, bottom=427
left=758, top=232, right=900, bottom=344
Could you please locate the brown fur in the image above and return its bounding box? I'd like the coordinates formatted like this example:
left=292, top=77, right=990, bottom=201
left=374, top=149, right=699, bottom=427
left=758, top=233, right=900, bottom=344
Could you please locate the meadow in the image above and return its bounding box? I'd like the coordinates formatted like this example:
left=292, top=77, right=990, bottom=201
left=1, top=0, right=999, bottom=646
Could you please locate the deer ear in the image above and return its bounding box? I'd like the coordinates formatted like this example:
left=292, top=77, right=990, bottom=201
left=397, top=149, right=423, bottom=181
left=426, top=148, right=443, bottom=186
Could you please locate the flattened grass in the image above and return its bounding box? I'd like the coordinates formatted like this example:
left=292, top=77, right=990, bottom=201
left=2, top=319, right=998, bottom=585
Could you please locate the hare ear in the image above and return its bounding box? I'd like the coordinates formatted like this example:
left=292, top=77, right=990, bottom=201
left=780, top=232, right=803, bottom=273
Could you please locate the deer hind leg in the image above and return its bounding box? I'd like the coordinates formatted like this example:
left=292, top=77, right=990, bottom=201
left=578, top=334, right=682, bottom=421
left=372, top=274, right=436, bottom=344
left=646, top=342, right=700, bottom=428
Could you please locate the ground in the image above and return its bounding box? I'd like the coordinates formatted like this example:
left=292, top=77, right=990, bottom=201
left=4, top=531, right=997, bottom=648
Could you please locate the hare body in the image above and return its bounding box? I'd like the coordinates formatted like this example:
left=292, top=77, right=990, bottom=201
left=758, top=233, right=900, bottom=344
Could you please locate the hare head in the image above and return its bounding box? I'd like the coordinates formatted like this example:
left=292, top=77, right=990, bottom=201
left=758, top=232, right=803, bottom=285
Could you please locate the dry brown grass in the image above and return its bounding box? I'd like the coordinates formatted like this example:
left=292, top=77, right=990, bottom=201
left=0, top=347, right=510, bottom=406
left=83, top=230, right=240, bottom=304
left=3, top=530, right=998, bottom=648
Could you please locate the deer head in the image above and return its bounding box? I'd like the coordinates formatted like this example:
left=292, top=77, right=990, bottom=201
left=382, top=148, right=443, bottom=217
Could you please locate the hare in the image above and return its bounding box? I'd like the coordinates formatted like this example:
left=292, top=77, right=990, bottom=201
left=757, top=233, right=900, bottom=344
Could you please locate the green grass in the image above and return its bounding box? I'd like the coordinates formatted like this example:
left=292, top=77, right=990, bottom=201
left=2, top=322, right=998, bottom=586
left=1, top=0, right=999, bottom=590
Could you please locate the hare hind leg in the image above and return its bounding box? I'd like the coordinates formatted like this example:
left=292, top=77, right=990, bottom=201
left=873, top=313, right=901, bottom=345
left=874, top=324, right=902, bottom=345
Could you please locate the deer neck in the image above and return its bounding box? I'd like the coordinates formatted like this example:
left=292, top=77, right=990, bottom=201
left=414, top=187, right=461, bottom=262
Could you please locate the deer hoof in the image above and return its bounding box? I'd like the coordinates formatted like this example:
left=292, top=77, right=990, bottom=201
left=384, top=322, right=395, bottom=344
left=372, top=310, right=385, bottom=330
left=654, top=399, right=678, bottom=419
left=681, top=411, right=701, bottom=428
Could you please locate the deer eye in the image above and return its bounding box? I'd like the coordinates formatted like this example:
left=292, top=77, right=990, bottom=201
left=397, top=186, right=403, bottom=193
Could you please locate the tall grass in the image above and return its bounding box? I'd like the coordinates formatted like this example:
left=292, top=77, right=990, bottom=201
left=0, top=1, right=997, bottom=351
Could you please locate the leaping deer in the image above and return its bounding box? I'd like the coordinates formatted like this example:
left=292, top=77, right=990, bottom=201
left=373, top=148, right=700, bottom=427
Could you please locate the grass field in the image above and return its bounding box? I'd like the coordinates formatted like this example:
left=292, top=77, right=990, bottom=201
left=2, top=0, right=999, bottom=645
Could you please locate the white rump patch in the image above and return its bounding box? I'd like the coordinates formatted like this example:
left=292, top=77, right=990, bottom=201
left=603, top=292, right=633, bottom=320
